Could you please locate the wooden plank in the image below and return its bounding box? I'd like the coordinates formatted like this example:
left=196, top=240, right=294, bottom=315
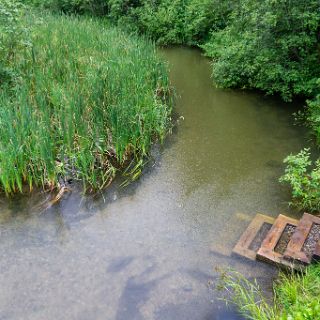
left=284, top=213, right=320, bottom=265
left=256, top=215, right=300, bottom=269
left=232, top=214, right=275, bottom=260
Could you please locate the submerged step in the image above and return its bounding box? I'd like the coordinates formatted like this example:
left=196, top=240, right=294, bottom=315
left=233, top=214, right=275, bottom=260
left=256, top=215, right=300, bottom=269
left=284, top=213, right=320, bottom=265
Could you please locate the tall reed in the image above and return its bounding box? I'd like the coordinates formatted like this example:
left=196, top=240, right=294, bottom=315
left=0, top=12, right=172, bottom=194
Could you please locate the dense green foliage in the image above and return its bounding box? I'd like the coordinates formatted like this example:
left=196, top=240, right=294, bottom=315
left=203, top=0, right=320, bottom=101
left=0, top=0, right=30, bottom=81
left=29, top=0, right=108, bottom=15
left=0, top=4, right=171, bottom=194
left=29, top=0, right=231, bottom=45
left=107, top=0, right=231, bottom=46
left=29, top=0, right=320, bottom=102
left=221, top=265, right=320, bottom=319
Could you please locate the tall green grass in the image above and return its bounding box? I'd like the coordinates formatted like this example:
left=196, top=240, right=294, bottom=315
left=0, top=12, right=172, bottom=194
left=220, top=265, right=320, bottom=319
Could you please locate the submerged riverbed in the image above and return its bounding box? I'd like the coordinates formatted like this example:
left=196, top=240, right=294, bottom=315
left=0, top=47, right=308, bottom=320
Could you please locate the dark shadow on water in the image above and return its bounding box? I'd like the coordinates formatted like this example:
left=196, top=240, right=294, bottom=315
left=107, top=256, right=135, bottom=273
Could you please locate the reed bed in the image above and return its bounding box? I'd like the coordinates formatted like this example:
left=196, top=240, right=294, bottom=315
left=0, top=13, right=172, bottom=194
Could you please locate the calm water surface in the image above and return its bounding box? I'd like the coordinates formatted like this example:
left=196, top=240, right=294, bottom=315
left=0, top=48, right=308, bottom=320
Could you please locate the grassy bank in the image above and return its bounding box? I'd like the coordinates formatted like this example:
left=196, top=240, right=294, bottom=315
left=221, top=265, right=320, bottom=319
left=0, top=6, right=172, bottom=194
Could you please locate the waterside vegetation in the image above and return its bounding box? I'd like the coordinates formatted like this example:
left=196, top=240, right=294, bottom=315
left=0, top=2, right=172, bottom=194
left=33, top=0, right=320, bottom=100
left=221, top=266, right=320, bottom=319
left=29, top=0, right=320, bottom=212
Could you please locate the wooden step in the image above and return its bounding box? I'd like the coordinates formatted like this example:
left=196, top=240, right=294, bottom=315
left=233, top=214, right=275, bottom=260
left=283, top=213, right=320, bottom=265
left=256, top=214, right=299, bottom=269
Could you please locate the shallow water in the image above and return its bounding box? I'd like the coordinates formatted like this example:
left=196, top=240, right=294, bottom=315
left=0, top=47, right=309, bottom=320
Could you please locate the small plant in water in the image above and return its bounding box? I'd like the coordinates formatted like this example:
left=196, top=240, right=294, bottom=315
left=279, top=148, right=320, bottom=212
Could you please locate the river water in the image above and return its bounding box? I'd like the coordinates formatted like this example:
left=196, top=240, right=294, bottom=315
left=0, top=47, right=308, bottom=320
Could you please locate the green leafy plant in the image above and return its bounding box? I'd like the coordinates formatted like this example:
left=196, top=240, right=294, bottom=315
left=26, top=0, right=108, bottom=15
left=0, top=0, right=30, bottom=79
left=279, top=149, right=320, bottom=212
left=203, top=0, right=320, bottom=101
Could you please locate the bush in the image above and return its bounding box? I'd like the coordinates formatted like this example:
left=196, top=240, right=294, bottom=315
left=0, top=0, right=30, bottom=62
left=107, top=0, right=232, bottom=45
left=26, top=0, right=108, bottom=15
left=30, top=0, right=232, bottom=45
left=202, top=0, right=320, bottom=101
left=183, top=0, right=231, bottom=45
left=279, top=149, right=320, bottom=212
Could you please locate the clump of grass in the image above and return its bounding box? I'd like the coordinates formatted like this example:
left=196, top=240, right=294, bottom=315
left=0, top=10, right=172, bottom=194
left=219, top=265, right=320, bottom=319
left=219, top=269, right=278, bottom=320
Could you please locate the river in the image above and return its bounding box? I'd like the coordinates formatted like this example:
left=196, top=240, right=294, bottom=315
left=0, top=47, right=308, bottom=320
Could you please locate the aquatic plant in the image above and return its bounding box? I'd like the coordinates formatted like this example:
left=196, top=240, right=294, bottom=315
left=0, top=11, right=172, bottom=194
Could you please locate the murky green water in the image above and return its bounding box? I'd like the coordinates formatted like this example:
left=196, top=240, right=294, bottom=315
left=0, top=47, right=309, bottom=320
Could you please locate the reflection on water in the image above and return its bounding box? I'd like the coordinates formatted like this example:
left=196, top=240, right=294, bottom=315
left=0, top=47, right=309, bottom=320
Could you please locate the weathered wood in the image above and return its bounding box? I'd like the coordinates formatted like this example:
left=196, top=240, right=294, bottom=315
left=232, top=214, right=275, bottom=260
left=256, top=215, right=299, bottom=269
left=284, top=213, right=320, bottom=265
left=233, top=212, right=320, bottom=270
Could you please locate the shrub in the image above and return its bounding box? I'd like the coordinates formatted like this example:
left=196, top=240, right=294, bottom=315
left=0, top=0, right=30, bottom=63
left=26, top=0, right=108, bottom=15
left=183, top=0, right=231, bottom=45
left=279, top=149, right=320, bottom=212
left=108, top=0, right=232, bottom=45
left=203, top=0, right=320, bottom=101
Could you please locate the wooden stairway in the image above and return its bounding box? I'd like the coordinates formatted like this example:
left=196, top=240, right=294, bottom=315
left=233, top=213, right=320, bottom=269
